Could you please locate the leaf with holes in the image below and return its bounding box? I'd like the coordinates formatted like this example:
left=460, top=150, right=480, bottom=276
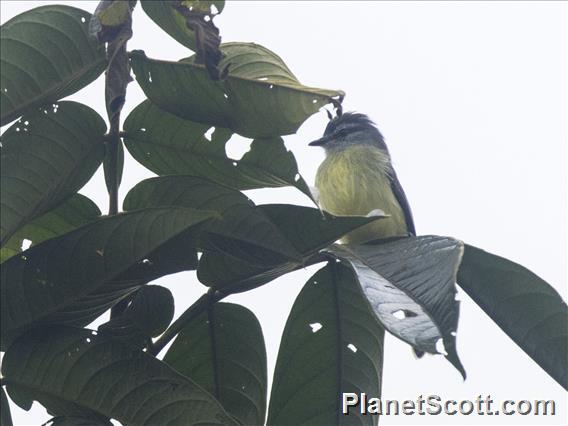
left=0, top=207, right=216, bottom=350
left=0, top=101, right=106, bottom=246
left=457, top=244, right=568, bottom=389
left=98, top=285, right=175, bottom=348
left=129, top=43, right=343, bottom=138
left=328, top=236, right=466, bottom=379
left=0, top=5, right=106, bottom=125
left=1, top=326, right=238, bottom=425
left=267, top=262, right=384, bottom=426
left=0, top=194, right=101, bottom=264
left=164, top=302, right=267, bottom=425
left=124, top=100, right=315, bottom=202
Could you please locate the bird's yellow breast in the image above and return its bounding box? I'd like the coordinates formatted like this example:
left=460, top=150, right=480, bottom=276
left=315, top=145, right=408, bottom=243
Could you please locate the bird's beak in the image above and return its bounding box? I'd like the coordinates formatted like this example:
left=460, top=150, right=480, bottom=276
left=308, top=135, right=332, bottom=146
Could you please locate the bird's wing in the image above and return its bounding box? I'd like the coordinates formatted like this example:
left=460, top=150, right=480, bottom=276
left=388, top=168, right=416, bottom=236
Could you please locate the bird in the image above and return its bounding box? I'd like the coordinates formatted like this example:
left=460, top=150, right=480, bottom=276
left=309, top=112, right=415, bottom=244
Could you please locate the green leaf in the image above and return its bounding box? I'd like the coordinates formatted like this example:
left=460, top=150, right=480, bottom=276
left=457, top=244, right=568, bottom=389
left=164, top=302, right=267, bottom=425
left=0, top=101, right=106, bottom=246
left=2, top=326, right=238, bottom=425
left=129, top=43, right=344, bottom=138
left=98, top=285, right=175, bottom=347
left=124, top=176, right=303, bottom=265
left=0, top=194, right=101, bottom=264
left=328, top=236, right=466, bottom=379
left=267, top=262, right=385, bottom=426
left=141, top=0, right=224, bottom=52
left=0, top=207, right=215, bottom=349
left=124, top=100, right=314, bottom=201
left=198, top=204, right=385, bottom=292
left=1, top=387, right=13, bottom=426
left=0, top=5, right=106, bottom=125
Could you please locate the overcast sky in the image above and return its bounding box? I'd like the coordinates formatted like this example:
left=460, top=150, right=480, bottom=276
left=1, top=1, right=566, bottom=425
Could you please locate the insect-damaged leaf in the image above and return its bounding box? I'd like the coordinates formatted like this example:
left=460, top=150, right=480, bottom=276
left=0, top=5, right=106, bottom=125
left=0, top=194, right=101, bottom=264
left=458, top=244, right=568, bottom=389
left=123, top=100, right=314, bottom=202
left=0, top=101, right=106, bottom=246
left=328, top=236, right=466, bottom=379
left=164, top=303, right=267, bottom=426
left=267, top=262, right=384, bottom=426
left=0, top=207, right=215, bottom=350
left=129, top=43, right=344, bottom=138
left=1, top=326, right=238, bottom=425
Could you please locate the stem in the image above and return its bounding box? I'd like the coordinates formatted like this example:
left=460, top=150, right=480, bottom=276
left=149, top=289, right=226, bottom=356
left=107, top=130, right=120, bottom=216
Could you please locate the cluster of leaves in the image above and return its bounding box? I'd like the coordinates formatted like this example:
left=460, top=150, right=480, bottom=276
left=0, top=2, right=566, bottom=425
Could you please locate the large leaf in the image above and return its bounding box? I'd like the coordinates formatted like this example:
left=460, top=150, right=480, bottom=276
left=328, top=236, right=466, bottom=378
left=267, top=262, right=385, bottom=426
left=129, top=43, right=343, bottom=138
left=0, top=194, right=101, bottom=264
left=98, top=285, right=175, bottom=348
left=48, top=418, right=111, bottom=426
left=1, top=326, right=238, bottom=425
left=124, top=176, right=302, bottom=264
left=457, top=244, right=568, bottom=389
left=0, top=101, right=106, bottom=245
left=0, top=5, right=106, bottom=125
left=197, top=204, right=385, bottom=292
left=124, top=100, right=314, bottom=201
left=141, top=0, right=224, bottom=52
left=164, top=302, right=267, bottom=425
left=0, top=207, right=216, bottom=349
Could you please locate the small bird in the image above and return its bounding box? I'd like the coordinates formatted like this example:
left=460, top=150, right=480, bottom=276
left=309, top=112, right=415, bottom=244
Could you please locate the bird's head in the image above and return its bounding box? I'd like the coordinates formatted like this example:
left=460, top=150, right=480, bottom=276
left=308, top=112, right=387, bottom=153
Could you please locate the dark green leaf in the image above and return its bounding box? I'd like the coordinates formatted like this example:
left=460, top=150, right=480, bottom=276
left=267, top=262, right=384, bottom=426
left=129, top=43, right=344, bottom=138
left=328, top=236, right=466, bottom=379
left=164, top=302, right=267, bottom=425
left=1, top=387, right=13, bottom=426
left=0, top=207, right=215, bottom=349
left=0, top=101, right=106, bottom=245
left=198, top=204, right=385, bottom=292
left=457, top=244, right=568, bottom=389
left=0, top=194, right=101, bottom=264
left=124, top=176, right=302, bottom=265
left=123, top=100, right=314, bottom=201
left=2, top=326, right=238, bottom=425
left=98, top=285, right=174, bottom=346
left=0, top=5, right=106, bottom=125
left=141, top=1, right=224, bottom=53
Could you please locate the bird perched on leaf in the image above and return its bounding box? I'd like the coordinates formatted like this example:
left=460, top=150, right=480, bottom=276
left=309, top=112, right=415, bottom=244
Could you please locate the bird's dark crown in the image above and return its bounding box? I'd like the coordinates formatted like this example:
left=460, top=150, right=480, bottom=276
left=310, top=112, right=387, bottom=152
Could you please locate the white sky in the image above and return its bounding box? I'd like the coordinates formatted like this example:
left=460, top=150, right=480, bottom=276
left=1, top=1, right=566, bottom=425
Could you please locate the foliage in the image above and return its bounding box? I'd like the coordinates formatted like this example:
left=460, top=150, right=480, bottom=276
left=0, top=1, right=566, bottom=425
